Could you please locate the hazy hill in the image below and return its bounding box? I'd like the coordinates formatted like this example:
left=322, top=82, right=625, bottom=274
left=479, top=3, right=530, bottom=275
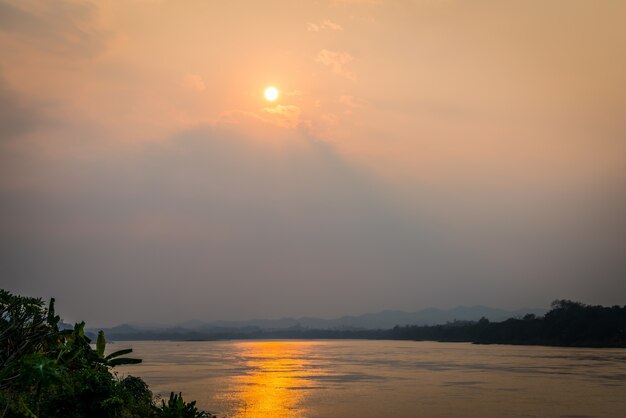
left=94, top=306, right=547, bottom=339
left=180, top=306, right=546, bottom=330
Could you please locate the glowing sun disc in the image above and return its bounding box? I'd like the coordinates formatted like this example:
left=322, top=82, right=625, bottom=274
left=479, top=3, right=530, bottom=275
left=264, top=86, right=279, bottom=101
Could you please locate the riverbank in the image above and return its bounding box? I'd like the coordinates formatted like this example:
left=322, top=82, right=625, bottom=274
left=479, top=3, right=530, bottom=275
left=102, top=300, right=626, bottom=348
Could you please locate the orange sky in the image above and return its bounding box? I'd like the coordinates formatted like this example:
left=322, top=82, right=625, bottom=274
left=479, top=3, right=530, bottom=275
left=1, top=0, right=625, bottom=325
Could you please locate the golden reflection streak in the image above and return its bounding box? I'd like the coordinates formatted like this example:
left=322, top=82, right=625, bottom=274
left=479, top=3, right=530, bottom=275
left=228, top=341, right=319, bottom=418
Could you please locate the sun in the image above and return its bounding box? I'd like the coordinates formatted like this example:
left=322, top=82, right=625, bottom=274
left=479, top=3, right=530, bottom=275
left=264, top=86, right=279, bottom=102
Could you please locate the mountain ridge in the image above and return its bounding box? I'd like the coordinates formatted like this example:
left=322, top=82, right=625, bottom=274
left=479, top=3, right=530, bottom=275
left=96, top=305, right=547, bottom=335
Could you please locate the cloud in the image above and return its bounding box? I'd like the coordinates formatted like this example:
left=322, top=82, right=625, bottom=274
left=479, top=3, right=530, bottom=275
left=284, top=90, right=304, bottom=97
left=2, top=121, right=625, bottom=324
left=181, top=73, right=206, bottom=92
left=307, top=23, right=320, bottom=32
left=0, top=74, right=43, bottom=141
left=316, top=49, right=355, bottom=79
left=307, top=20, right=344, bottom=32
left=2, top=0, right=625, bottom=325
left=331, top=0, right=383, bottom=6
left=263, top=105, right=302, bottom=128
left=0, top=125, right=458, bottom=324
left=0, top=0, right=107, bottom=57
left=217, top=110, right=269, bottom=127
left=218, top=105, right=303, bottom=130
left=339, top=95, right=367, bottom=109
left=331, top=0, right=382, bottom=4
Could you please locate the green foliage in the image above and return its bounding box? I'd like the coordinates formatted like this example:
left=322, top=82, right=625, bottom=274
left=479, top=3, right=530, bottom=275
left=96, top=331, right=106, bottom=359
left=0, top=290, right=58, bottom=387
left=94, top=330, right=142, bottom=367
left=158, top=392, right=212, bottom=418
left=0, top=289, right=215, bottom=418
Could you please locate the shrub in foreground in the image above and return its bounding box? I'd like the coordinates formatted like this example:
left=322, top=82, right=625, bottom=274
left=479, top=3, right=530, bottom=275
left=0, top=289, right=214, bottom=417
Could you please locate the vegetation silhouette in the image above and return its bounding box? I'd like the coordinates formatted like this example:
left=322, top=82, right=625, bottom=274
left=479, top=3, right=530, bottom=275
left=100, top=300, right=626, bottom=348
left=0, top=289, right=215, bottom=418
left=389, top=300, right=626, bottom=347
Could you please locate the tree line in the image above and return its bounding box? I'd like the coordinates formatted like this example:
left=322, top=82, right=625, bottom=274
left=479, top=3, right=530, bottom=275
left=101, top=300, right=626, bottom=348
left=388, top=300, right=626, bottom=347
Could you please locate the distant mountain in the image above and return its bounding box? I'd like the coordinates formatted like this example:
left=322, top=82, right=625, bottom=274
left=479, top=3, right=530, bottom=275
left=96, top=306, right=547, bottom=339
left=181, top=306, right=546, bottom=330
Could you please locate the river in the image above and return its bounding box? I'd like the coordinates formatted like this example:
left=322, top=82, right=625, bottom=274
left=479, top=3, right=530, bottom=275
left=118, top=340, right=626, bottom=417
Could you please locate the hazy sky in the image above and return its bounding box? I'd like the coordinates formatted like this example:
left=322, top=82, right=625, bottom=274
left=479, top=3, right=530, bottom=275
left=1, top=0, right=625, bottom=326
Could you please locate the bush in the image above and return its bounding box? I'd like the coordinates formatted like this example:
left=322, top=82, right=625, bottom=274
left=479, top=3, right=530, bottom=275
left=0, top=289, right=215, bottom=418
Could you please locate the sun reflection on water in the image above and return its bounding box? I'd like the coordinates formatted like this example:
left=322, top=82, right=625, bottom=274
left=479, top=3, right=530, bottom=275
left=224, top=341, right=321, bottom=418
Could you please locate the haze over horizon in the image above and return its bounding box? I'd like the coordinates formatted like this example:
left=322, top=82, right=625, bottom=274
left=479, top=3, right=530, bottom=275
left=97, top=304, right=549, bottom=330
left=1, top=0, right=625, bottom=327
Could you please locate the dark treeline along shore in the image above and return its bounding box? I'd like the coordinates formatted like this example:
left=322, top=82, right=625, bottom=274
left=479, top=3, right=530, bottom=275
left=389, top=300, right=626, bottom=347
left=1, top=290, right=214, bottom=418
left=102, top=300, right=626, bottom=348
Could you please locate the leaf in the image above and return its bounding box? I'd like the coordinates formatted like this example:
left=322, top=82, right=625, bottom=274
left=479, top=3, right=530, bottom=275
left=105, top=348, right=133, bottom=360
left=74, top=322, right=85, bottom=338
left=46, top=297, right=60, bottom=328
left=18, top=396, right=38, bottom=418
left=107, top=357, right=142, bottom=367
left=96, top=331, right=106, bottom=358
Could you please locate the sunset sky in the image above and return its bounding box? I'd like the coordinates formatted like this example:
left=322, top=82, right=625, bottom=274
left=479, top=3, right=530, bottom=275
left=1, top=0, right=625, bottom=326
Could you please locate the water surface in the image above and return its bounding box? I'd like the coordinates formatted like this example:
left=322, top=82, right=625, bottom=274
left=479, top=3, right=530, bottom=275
left=119, top=340, right=626, bottom=417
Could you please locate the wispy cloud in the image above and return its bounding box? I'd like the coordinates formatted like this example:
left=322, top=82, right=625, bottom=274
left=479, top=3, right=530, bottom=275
left=0, top=74, right=44, bottom=142
left=263, top=105, right=302, bottom=128
left=339, top=95, right=367, bottom=109
left=0, top=0, right=108, bottom=57
left=332, top=0, right=382, bottom=4
left=316, top=49, right=355, bottom=80
left=283, top=89, right=304, bottom=97
left=181, top=73, right=206, bottom=92
left=307, top=19, right=344, bottom=32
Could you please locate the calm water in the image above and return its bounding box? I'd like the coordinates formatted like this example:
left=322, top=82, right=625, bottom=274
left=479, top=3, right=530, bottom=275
left=118, top=340, right=626, bottom=417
